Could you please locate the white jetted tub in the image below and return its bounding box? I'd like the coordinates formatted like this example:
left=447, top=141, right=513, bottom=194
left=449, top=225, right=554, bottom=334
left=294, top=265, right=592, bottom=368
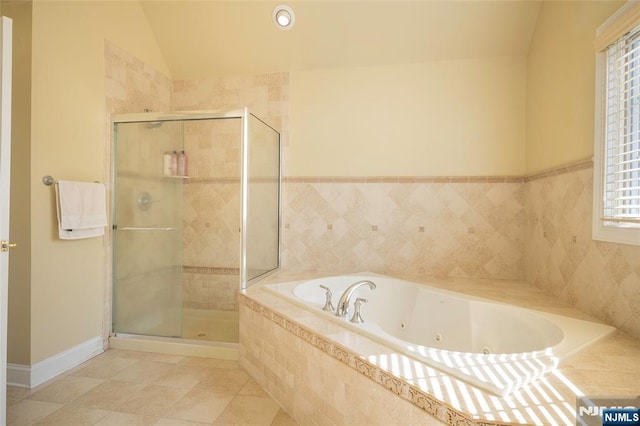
left=264, top=273, right=615, bottom=396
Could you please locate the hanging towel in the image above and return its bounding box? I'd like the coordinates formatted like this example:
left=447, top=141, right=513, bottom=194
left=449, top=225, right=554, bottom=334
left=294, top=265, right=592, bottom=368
left=55, top=180, right=107, bottom=240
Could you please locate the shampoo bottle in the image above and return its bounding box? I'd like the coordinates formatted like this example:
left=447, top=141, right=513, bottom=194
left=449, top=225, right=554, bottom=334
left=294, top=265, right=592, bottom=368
left=163, top=152, right=172, bottom=176
left=178, top=150, right=188, bottom=176
left=170, top=151, right=178, bottom=176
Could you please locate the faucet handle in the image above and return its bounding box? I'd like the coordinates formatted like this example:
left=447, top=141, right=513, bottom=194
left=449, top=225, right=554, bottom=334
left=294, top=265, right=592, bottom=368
left=319, top=285, right=335, bottom=312
left=350, top=298, right=368, bottom=323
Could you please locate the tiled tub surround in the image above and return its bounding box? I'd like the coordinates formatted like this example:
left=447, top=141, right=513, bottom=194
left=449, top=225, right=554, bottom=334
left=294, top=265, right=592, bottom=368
left=281, top=177, right=525, bottom=280
left=280, top=161, right=640, bottom=341
left=264, top=274, right=615, bottom=397
left=240, top=271, right=640, bottom=426
left=525, top=163, right=640, bottom=339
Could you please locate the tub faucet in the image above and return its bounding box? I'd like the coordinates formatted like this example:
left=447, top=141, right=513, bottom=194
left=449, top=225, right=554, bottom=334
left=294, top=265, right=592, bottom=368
left=350, top=298, right=368, bottom=323
left=319, top=285, right=335, bottom=312
left=335, top=280, right=376, bottom=317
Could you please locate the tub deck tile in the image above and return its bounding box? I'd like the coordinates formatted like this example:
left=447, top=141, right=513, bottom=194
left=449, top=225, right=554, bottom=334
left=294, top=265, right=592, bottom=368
left=240, top=271, right=640, bottom=426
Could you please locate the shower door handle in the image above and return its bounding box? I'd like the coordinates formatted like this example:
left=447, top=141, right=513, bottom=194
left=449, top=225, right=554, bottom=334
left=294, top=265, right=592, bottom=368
left=114, top=226, right=176, bottom=231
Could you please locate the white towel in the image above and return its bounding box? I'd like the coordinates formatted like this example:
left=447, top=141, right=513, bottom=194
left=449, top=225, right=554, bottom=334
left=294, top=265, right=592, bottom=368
left=55, top=180, right=107, bottom=240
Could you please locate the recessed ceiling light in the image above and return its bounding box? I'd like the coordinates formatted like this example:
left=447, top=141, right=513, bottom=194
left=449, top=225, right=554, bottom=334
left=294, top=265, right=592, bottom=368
left=273, top=5, right=295, bottom=30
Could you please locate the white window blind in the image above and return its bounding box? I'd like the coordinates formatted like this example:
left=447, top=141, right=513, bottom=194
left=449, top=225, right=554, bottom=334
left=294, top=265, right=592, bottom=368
left=602, top=24, right=640, bottom=225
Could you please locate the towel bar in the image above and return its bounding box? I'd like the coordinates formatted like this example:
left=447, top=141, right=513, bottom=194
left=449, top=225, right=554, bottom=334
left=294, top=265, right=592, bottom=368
left=42, top=175, right=101, bottom=186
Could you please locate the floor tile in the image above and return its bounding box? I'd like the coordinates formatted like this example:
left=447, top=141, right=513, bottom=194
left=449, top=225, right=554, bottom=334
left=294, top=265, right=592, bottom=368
left=196, top=368, right=249, bottom=394
left=238, top=379, right=269, bottom=397
left=106, top=350, right=185, bottom=364
left=212, top=360, right=241, bottom=370
left=6, top=386, right=31, bottom=400
left=153, top=365, right=208, bottom=389
left=28, top=375, right=104, bottom=404
left=116, top=384, right=190, bottom=417
left=164, top=388, right=233, bottom=423
left=74, top=380, right=145, bottom=410
left=112, top=360, right=176, bottom=384
left=33, top=405, right=110, bottom=425
left=6, top=399, right=62, bottom=425
left=94, top=411, right=158, bottom=425
left=270, top=409, right=298, bottom=426
left=70, top=354, right=140, bottom=379
left=6, top=349, right=294, bottom=426
left=154, top=418, right=211, bottom=425
left=177, top=357, right=221, bottom=370
left=213, top=395, right=281, bottom=425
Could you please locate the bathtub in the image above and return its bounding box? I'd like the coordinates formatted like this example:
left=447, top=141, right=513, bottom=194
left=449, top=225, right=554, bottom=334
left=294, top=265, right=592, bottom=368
left=263, top=273, right=615, bottom=396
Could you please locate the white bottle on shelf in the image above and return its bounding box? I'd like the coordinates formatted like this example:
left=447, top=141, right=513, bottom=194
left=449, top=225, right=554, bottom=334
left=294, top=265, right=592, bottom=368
left=163, top=152, right=172, bottom=176
left=170, top=151, right=178, bottom=176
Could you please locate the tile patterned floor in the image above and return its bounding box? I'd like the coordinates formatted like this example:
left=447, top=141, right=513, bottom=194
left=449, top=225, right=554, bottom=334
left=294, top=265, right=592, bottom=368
left=6, top=349, right=298, bottom=426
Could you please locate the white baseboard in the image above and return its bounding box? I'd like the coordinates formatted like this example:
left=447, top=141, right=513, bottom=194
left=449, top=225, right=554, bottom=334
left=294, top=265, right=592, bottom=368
left=7, top=336, right=104, bottom=388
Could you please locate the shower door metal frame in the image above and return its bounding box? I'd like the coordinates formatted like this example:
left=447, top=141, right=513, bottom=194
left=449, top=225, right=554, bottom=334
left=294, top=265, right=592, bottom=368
left=111, top=107, right=281, bottom=299
left=243, top=110, right=282, bottom=289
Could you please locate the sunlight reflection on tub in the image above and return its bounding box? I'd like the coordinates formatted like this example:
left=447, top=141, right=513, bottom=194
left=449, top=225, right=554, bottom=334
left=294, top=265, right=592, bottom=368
left=365, top=351, right=583, bottom=425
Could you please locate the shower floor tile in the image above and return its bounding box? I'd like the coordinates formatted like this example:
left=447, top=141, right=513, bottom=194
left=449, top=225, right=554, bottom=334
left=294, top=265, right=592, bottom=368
left=182, top=308, right=239, bottom=343
left=7, top=349, right=297, bottom=426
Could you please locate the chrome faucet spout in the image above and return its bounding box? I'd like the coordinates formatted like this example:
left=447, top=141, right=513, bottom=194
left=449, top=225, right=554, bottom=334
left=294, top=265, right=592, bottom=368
left=335, top=280, right=376, bottom=317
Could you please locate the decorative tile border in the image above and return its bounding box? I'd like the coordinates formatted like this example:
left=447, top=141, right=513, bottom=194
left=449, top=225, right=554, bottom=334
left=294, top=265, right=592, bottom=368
left=282, top=159, right=594, bottom=185
left=283, top=176, right=524, bottom=184
left=524, top=158, right=593, bottom=182
left=239, top=293, right=477, bottom=426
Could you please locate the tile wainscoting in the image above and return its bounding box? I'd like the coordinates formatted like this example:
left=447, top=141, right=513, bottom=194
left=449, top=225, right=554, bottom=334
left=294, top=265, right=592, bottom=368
left=524, top=161, right=640, bottom=338
left=281, top=177, right=525, bottom=280
left=280, top=160, right=640, bottom=340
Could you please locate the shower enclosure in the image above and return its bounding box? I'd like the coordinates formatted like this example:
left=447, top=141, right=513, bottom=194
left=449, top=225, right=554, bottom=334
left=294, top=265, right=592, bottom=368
left=111, top=109, right=280, bottom=344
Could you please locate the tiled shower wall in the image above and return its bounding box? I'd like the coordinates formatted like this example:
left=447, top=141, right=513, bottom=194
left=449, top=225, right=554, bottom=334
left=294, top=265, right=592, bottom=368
left=173, top=73, right=289, bottom=310
left=105, top=42, right=175, bottom=336
left=106, top=42, right=639, bottom=339
left=106, top=43, right=289, bottom=315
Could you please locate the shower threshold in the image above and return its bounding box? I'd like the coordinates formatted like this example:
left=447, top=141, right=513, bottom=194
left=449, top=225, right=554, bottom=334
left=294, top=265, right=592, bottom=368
left=110, top=333, right=239, bottom=360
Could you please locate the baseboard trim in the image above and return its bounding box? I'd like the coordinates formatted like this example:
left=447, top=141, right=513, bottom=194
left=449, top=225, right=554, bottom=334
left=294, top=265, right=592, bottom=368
left=7, top=336, right=103, bottom=388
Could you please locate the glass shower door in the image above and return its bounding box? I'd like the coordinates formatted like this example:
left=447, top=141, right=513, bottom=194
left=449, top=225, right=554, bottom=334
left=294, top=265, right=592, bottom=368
left=113, top=120, right=184, bottom=338
left=243, top=113, right=280, bottom=287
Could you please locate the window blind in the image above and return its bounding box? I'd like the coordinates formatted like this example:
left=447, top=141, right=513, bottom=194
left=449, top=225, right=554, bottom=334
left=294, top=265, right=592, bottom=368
left=602, top=24, right=640, bottom=225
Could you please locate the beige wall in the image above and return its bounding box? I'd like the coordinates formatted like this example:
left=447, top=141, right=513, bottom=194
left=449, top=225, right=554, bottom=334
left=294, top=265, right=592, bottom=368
left=289, top=56, right=526, bottom=177
left=525, top=0, right=623, bottom=174
left=4, top=0, right=32, bottom=366
left=29, top=0, right=169, bottom=363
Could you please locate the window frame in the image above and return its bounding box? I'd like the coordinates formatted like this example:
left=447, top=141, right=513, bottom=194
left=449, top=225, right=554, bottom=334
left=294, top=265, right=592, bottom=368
left=593, top=2, right=640, bottom=246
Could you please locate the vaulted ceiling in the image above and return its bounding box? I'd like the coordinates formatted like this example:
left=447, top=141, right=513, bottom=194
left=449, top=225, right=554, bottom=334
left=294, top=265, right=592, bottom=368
left=140, top=0, right=542, bottom=80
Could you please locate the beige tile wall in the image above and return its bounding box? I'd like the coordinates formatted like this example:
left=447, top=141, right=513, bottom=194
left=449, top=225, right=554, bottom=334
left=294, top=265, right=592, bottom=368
left=282, top=180, right=525, bottom=280
left=107, top=44, right=290, bottom=314
left=525, top=163, right=640, bottom=338
left=173, top=73, right=289, bottom=308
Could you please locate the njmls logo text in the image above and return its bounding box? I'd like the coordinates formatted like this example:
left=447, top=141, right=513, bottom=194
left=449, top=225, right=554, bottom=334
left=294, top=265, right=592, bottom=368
left=579, top=406, right=638, bottom=417
left=576, top=396, right=640, bottom=426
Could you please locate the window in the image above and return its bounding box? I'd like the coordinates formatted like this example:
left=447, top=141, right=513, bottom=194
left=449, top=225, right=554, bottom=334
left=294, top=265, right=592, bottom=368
left=594, top=2, right=640, bottom=245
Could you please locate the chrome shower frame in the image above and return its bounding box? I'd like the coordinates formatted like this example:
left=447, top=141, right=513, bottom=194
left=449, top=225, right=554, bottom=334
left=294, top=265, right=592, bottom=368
left=111, top=107, right=282, bottom=293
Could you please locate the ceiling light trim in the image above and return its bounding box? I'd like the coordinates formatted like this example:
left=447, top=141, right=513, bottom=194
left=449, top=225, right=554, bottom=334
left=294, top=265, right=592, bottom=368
left=273, top=5, right=295, bottom=31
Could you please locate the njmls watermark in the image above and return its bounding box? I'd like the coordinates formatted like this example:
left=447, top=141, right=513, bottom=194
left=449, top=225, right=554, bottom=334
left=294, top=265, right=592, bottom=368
left=577, top=396, right=640, bottom=426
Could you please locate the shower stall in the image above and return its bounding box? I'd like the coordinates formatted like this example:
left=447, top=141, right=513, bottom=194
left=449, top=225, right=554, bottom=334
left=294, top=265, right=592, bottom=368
left=111, top=108, right=280, bottom=346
